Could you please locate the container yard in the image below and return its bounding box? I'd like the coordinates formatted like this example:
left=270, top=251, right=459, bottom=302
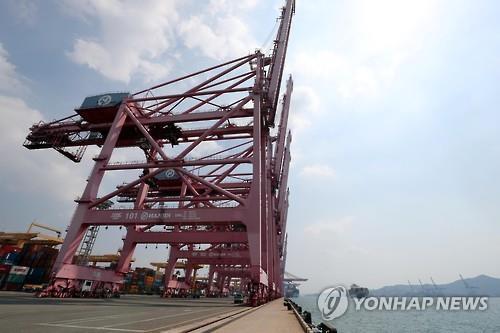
left=0, top=231, right=258, bottom=299
left=0, top=223, right=63, bottom=292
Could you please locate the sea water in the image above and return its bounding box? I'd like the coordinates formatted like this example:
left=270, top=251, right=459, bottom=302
left=293, top=295, right=500, bottom=333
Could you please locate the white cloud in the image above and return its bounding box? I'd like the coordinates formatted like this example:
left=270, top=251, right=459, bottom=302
left=291, top=50, right=402, bottom=100
left=0, top=95, right=87, bottom=202
left=292, top=215, right=371, bottom=293
left=290, top=0, right=440, bottom=100
left=303, top=216, right=354, bottom=238
left=63, top=0, right=258, bottom=83
left=64, top=0, right=179, bottom=83
left=288, top=84, right=321, bottom=134
left=0, top=44, right=89, bottom=203
left=208, top=0, right=259, bottom=12
left=352, top=0, right=439, bottom=53
left=178, top=13, right=256, bottom=60
left=189, top=141, right=222, bottom=159
left=301, top=163, right=335, bottom=179
left=0, top=43, right=25, bottom=94
left=5, top=0, right=38, bottom=25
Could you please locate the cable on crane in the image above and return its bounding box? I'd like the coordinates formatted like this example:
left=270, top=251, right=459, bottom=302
left=260, top=18, right=280, bottom=55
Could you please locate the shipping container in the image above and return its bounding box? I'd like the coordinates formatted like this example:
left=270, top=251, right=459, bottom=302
left=18, top=244, right=58, bottom=270
left=0, top=245, right=22, bottom=265
left=6, top=265, right=29, bottom=289
left=0, top=264, right=12, bottom=289
left=24, top=267, right=47, bottom=285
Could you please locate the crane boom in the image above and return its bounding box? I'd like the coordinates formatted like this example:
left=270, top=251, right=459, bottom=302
left=27, top=221, right=62, bottom=236
left=407, top=280, right=415, bottom=294
left=266, top=0, right=295, bottom=126
left=273, top=76, right=293, bottom=187
left=459, top=274, right=478, bottom=289
left=282, top=233, right=288, bottom=272
left=430, top=277, right=445, bottom=291
left=418, top=279, right=426, bottom=291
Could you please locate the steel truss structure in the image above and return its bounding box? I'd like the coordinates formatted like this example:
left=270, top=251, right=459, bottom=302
left=24, top=0, right=295, bottom=304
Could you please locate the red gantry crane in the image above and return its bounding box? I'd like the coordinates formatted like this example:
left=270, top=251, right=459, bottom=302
left=24, top=0, right=295, bottom=305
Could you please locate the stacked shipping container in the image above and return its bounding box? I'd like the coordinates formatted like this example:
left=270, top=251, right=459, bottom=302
left=0, top=244, right=58, bottom=290
left=123, top=267, right=164, bottom=294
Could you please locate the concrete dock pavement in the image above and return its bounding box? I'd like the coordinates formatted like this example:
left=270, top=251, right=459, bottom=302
left=0, top=292, right=305, bottom=332
left=213, top=298, right=303, bottom=333
left=179, top=298, right=304, bottom=333
left=0, top=292, right=243, bottom=333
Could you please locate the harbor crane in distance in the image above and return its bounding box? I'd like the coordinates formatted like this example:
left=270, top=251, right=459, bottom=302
left=407, top=280, right=415, bottom=293
left=418, top=279, right=429, bottom=294
left=23, top=0, right=296, bottom=305
left=27, top=221, right=62, bottom=238
left=459, top=274, right=479, bottom=294
left=430, top=277, right=445, bottom=295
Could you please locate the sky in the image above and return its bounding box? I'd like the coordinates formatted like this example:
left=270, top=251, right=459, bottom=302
left=1, top=0, right=500, bottom=294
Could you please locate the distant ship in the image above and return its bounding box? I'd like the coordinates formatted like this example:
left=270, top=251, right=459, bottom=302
left=284, top=283, right=300, bottom=298
left=349, top=284, right=369, bottom=298
left=283, top=271, right=308, bottom=298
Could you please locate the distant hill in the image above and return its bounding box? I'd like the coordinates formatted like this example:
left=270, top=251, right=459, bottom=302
left=371, top=275, right=500, bottom=297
